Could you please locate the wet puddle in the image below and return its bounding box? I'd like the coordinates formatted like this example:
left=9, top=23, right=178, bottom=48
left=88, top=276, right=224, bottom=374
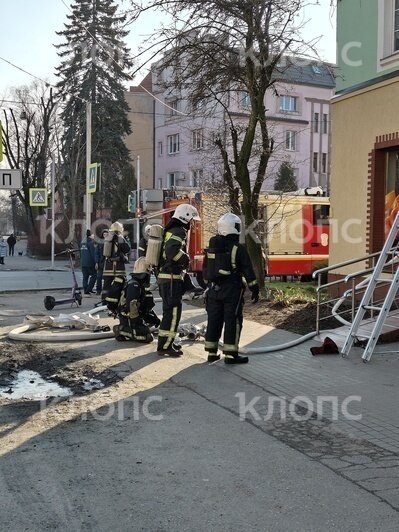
left=0, top=370, right=73, bottom=400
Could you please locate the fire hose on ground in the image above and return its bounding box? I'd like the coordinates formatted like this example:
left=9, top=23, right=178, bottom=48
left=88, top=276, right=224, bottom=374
left=7, top=275, right=374, bottom=352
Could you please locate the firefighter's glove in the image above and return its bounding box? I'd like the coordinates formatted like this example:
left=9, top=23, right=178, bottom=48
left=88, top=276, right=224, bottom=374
left=250, top=285, right=260, bottom=304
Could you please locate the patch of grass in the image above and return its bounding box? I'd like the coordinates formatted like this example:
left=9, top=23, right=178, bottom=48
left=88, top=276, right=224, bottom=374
left=266, top=281, right=317, bottom=306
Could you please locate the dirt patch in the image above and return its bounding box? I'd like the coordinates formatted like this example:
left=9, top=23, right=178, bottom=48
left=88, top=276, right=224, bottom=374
left=189, top=293, right=341, bottom=335
left=243, top=297, right=341, bottom=335
left=0, top=342, right=120, bottom=399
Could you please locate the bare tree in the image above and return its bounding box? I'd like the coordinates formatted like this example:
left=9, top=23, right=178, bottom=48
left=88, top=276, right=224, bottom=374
left=1, top=82, right=58, bottom=237
left=129, top=0, right=319, bottom=288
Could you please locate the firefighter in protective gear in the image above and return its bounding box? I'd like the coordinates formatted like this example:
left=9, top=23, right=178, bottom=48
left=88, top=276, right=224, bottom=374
left=113, top=257, right=160, bottom=343
left=157, top=203, right=201, bottom=356
left=138, top=224, right=152, bottom=258
left=204, top=212, right=259, bottom=364
left=102, top=221, right=130, bottom=302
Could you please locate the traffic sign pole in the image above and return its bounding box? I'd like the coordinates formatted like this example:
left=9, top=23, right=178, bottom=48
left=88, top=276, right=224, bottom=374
left=86, top=101, right=92, bottom=232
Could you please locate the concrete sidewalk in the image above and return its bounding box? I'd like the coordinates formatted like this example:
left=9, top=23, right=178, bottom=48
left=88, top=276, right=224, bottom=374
left=0, top=240, right=84, bottom=291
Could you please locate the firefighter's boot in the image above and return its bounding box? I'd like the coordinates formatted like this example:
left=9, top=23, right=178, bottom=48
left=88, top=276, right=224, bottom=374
left=224, top=353, right=248, bottom=364
left=207, top=351, right=221, bottom=363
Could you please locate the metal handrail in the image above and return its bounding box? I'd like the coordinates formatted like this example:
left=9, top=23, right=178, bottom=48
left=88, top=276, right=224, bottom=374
left=312, top=251, right=381, bottom=279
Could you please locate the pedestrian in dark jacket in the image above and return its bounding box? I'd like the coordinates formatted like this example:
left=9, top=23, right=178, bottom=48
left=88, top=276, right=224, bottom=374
left=80, top=230, right=97, bottom=295
left=95, top=229, right=108, bottom=295
left=7, top=234, right=16, bottom=256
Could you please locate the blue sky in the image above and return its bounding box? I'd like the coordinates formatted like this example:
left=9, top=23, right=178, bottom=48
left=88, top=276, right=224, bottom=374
left=0, top=0, right=336, bottom=95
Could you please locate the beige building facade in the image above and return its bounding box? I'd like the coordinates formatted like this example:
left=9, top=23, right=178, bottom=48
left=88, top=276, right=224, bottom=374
left=124, top=73, right=154, bottom=190
left=330, top=78, right=399, bottom=276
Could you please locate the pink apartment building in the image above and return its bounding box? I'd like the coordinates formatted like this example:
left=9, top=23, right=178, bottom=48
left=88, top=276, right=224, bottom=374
left=127, top=60, right=335, bottom=192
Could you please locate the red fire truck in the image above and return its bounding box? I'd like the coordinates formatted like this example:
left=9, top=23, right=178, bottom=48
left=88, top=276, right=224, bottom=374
left=150, top=191, right=329, bottom=280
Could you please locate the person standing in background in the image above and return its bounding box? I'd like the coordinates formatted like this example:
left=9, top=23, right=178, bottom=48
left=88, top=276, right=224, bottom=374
left=0, top=238, right=7, bottom=265
left=80, top=230, right=97, bottom=295
left=7, top=234, right=16, bottom=256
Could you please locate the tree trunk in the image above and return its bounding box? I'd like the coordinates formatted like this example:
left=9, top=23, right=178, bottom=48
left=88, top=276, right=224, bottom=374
left=242, top=199, right=266, bottom=296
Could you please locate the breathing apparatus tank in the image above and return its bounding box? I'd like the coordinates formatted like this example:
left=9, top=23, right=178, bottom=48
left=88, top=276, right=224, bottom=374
left=145, top=224, right=164, bottom=267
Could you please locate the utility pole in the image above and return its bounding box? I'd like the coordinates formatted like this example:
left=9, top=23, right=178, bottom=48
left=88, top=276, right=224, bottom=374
left=85, top=101, right=92, bottom=232
left=51, top=159, right=55, bottom=269
left=136, top=155, right=140, bottom=257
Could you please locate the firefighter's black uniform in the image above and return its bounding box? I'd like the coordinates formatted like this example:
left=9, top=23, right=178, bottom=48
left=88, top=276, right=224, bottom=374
left=102, top=234, right=130, bottom=299
left=157, top=218, right=189, bottom=354
left=113, top=272, right=160, bottom=343
left=204, top=234, right=259, bottom=363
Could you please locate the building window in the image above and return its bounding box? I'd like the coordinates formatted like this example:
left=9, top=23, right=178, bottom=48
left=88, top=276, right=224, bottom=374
left=279, top=95, right=298, bottom=112
left=192, top=129, right=204, bottom=150
left=322, top=153, right=327, bottom=174
left=191, top=169, right=203, bottom=187
left=323, top=114, right=328, bottom=134
left=158, top=141, right=163, bottom=156
left=314, top=112, right=319, bottom=133
left=158, top=178, right=163, bottom=189
left=167, top=134, right=180, bottom=154
left=379, top=0, right=399, bottom=66
left=285, top=131, right=297, bottom=151
left=239, top=91, right=250, bottom=109
left=167, top=172, right=177, bottom=187
left=313, top=152, right=319, bottom=173
left=169, top=99, right=179, bottom=116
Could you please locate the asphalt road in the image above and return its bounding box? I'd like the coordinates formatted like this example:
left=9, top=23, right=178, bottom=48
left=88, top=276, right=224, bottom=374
left=1, top=358, right=398, bottom=532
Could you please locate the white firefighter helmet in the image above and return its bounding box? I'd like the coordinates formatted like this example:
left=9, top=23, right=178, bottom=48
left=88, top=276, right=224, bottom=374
left=217, top=213, right=242, bottom=236
left=144, top=224, right=152, bottom=238
left=133, top=257, right=150, bottom=274
left=110, top=221, right=124, bottom=233
left=172, top=204, right=201, bottom=224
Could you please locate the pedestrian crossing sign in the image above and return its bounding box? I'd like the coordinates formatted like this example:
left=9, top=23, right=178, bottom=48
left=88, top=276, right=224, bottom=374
left=29, top=188, right=48, bottom=206
left=87, top=163, right=98, bottom=193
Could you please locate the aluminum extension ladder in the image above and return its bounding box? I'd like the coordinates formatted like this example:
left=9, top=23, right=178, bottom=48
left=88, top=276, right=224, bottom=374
left=341, top=211, right=399, bottom=363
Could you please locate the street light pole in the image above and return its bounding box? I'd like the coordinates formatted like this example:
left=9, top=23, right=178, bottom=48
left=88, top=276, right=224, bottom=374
left=86, top=101, right=92, bottom=232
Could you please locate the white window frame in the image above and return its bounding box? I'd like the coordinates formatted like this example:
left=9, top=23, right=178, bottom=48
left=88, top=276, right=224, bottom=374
left=158, top=141, right=163, bottom=156
left=279, top=95, right=298, bottom=112
left=191, top=169, right=203, bottom=187
left=167, top=134, right=180, bottom=155
left=285, top=130, right=297, bottom=151
left=378, top=0, right=399, bottom=70
left=169, top=99, right=179, bottom=116
left=192, top=129, right=204, bottom=150
left=239, top=90, right=250, bottom=109
left=157, top=178, right=163, bottom=189
left=167, top=172, right=177, bottom=187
